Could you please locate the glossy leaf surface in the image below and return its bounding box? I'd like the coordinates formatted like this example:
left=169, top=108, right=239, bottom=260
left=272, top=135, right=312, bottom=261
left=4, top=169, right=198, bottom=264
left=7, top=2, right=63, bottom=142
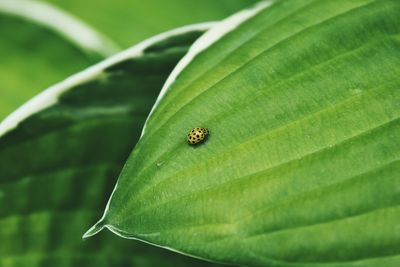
left=97, top=1, right=400, bottom=266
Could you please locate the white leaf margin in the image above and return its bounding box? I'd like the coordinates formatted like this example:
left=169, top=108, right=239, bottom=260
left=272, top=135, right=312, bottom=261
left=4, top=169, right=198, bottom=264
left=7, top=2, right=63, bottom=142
left=0, top=22, right=215, bottom=137
left=0, top=0, right=119, bottom=57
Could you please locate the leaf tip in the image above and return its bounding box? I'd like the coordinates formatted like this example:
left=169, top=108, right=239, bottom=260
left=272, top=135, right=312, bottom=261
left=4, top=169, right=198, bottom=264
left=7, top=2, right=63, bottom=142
left=82, top=220, right=106, bottom=239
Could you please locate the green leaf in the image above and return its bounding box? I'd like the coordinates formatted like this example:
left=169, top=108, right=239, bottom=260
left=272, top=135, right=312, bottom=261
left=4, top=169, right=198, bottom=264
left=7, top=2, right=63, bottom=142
left=0, top=24, right=225, bottom=267
left=93, top=0, right=400, bottom=266
left=0, top=0, right=112, bottom=120
left=44, top=0, right=260, bottom=48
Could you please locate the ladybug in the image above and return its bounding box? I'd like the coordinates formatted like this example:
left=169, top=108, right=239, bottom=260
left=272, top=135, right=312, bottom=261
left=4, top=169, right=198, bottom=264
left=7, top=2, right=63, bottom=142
left=187, top=127, right=209, bottom=145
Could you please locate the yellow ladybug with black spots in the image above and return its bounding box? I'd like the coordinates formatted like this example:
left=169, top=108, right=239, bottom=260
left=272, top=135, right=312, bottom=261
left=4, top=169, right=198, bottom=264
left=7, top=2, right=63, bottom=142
left=187, top=127, right=209, bottom=145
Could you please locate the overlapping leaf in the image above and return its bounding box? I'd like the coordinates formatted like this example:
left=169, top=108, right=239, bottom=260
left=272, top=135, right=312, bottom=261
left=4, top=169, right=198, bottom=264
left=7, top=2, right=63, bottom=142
left=0, top=25, right=226, bottom=267
left=93, top=0, right=400, bottom=266
left=0, top=7, right=97, bottom=120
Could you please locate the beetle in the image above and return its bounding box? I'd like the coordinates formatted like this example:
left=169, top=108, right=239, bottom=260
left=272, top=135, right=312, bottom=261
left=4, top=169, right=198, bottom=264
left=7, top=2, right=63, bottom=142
left=187, top=127, right=209, bottom=145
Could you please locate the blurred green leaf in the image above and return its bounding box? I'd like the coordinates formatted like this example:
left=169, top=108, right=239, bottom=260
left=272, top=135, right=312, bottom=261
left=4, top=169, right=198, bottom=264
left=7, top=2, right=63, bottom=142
left=0, top=1, right=103, bottom=120
left=95, top=0, right=400, bottom=266
left=44, top=0, right=259, bottom=48
left=0, top=25, right=225, bottom=267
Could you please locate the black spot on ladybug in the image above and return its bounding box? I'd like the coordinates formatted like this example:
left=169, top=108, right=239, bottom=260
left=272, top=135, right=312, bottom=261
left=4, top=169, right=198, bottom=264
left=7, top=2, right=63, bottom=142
left=187, top=127, right=209, bottom=145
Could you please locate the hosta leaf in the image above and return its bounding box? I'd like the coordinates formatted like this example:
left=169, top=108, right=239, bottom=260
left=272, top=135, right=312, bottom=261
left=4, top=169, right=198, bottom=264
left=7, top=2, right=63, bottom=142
left=44, top=0, right=260, bottom=48
left=0, top=0, right=114, bottom=120
left=0, top=24, right=225, bottom=267
left=91, top=0, right=400, bottom=266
